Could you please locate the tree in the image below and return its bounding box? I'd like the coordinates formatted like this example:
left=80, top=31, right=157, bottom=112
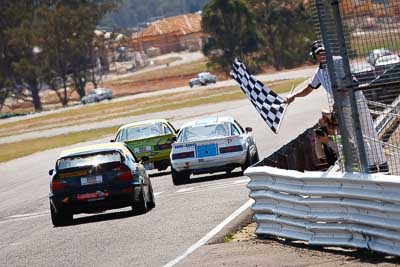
left=35, top=0, right=117, bottom=104
left=0, top=1, right=117, bottom=111
left=249, top=0, right=315, bottom=70
left=201, top=0, right=259, bottom=73
left=65, top=0, right=117, bottom=99
left=2, top=1, right=45, bottom=111
left=35, top=5, right=74, bottom=107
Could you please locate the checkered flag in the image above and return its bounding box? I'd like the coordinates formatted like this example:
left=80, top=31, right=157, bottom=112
left=231, top=58, right=287, bottom=134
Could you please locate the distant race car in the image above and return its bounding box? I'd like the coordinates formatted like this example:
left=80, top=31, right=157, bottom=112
left=113, top=119, right=178, bottom=171
left=170, top=116, right=259, bottom=185
left=188, top=72, right=217, bottom=88
left=48, top=142, right=155, bottom=226
left=81, top=88, right=112, bottom=104
left=367, top=48, right=393, bottom=66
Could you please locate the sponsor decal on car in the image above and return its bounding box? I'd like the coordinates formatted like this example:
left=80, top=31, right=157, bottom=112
left=59, top=170, right=88, bottom=179
left=76, top=191, right=109, bottom=201
left=174, top=143, right=196, bottom=149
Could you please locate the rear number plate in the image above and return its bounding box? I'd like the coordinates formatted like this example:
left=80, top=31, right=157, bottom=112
left=81, top=175, right=103, bottom=186
left=197, top=144, right=217, bottom=158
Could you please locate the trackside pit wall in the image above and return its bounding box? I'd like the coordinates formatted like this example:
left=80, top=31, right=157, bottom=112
left=256, top=125, right=330, bottom=172
left=245, top=166, right=400, bottom=256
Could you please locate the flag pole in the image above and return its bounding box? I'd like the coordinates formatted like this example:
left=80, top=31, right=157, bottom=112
left=275, top=85, right=296, bottom=134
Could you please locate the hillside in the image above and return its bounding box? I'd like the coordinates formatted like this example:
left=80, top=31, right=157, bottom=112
left=100, top=0, right=209, bottom=29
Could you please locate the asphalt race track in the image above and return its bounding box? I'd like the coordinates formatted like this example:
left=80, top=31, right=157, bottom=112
left=0, top=88, right=328, bottom=266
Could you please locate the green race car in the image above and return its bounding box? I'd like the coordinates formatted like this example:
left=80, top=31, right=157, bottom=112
left=114, top=119, right=178, bottom=171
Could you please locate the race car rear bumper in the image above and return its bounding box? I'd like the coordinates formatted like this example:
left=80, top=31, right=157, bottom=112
left=49, top=185, right=142, bottom=215
left=171, top=150, right=247, bottom=173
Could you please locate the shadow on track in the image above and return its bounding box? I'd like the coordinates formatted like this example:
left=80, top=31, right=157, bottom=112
left=57, top=208, right=152, bottom=227
left=149, top=170, right=171, bottom=178
left=174, top=170, right=245, bottom=186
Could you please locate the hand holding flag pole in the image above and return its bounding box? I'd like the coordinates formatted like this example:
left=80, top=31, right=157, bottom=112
left=274, top=85, right=295, bottom=133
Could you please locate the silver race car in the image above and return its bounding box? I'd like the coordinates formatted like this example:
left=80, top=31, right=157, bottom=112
left=170, top=117, right=259, bottom=185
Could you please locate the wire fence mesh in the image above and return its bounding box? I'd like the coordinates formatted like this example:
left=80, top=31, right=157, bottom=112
left=312, top=0, right=400, bottom=174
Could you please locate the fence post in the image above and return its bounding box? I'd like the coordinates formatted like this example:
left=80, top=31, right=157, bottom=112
left=330, top=0, right=369, bottom=173
left=314, top=0, right=355, bottom=172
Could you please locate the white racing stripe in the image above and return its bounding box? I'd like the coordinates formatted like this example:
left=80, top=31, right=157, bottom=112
left=163, top=199, right=254, bottom=267
left=0, top=242, right=23, bottom=248
left=154, top=192, right=163, bottom=197
left=0, top=214, right=48, bottom=225
left=160, top=183, right=248, bottom=198
left=176, top=187, right=195, bottom=193
left=174, top=178, right=249, bottom=194
left=6, top=211, right=49, bottom=219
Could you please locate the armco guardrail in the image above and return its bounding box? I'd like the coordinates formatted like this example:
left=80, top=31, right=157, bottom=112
left=245, top=166, right=400, bottom=256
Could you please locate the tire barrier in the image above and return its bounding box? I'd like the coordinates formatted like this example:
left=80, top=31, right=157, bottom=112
left=245, top=166, right=400, bottom=256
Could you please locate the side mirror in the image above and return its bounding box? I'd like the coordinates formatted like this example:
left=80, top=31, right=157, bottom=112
left=141, top=156, right=150, bottom=162
left=110, top=139, right=115, bottom=143
left=245, top=127, right=253, bottom=133
left=49, top=169, right=54, bottom=176
left=170, top=136, right=177, bottom=142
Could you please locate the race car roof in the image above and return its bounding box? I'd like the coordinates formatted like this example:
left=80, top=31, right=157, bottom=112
left=180, top=116, right=235, bottom=129
left=117, top=119, right=170, bottom=131
left=59, top=142, right=128, bottom=158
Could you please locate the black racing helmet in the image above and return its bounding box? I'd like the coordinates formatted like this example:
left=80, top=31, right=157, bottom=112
left=310, top=41, right=325, bottom=59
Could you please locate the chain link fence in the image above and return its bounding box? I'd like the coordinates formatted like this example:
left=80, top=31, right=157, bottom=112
left=312, top=0, right=400, bottom=174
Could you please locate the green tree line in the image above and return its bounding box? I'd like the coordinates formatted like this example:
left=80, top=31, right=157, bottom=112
left=201, top=0, right=316, bottom=73
left=0, top=0, right=117, bottom=111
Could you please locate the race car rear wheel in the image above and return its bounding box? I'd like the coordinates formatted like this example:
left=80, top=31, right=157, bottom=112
left=241, top=150, right=252, bottom=173
left=252, top=149, right=260, bottom=164
left=147, top=180, right=156, bottom=209
left=171, top=167, right=190, bottom=185
left=50, top=204, right=73, bottom=227
left=132, top=185, right=148, bottom=215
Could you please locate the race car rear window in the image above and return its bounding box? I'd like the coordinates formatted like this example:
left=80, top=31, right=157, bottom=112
left=117, top=123, right=167, bottom=141
left=57, top=152, right=122, bottom=170
left=180, top=123, right=228, bottom=142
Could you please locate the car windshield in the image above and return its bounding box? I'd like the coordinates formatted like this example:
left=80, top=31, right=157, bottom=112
left=118, top=123, right=169, bottom=141
left=57, top=151, right=121, bottom=170
left=180, top=123, right=228, bottom=142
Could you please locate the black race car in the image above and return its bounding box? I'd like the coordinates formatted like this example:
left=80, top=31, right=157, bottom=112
left=49, top=142, right=155, bottom=226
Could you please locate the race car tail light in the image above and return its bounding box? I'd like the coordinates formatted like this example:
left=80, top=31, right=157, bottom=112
left=113, top=164, right=134, bottom=182
left=117, top=171, right=133, bottom=182
left=116, top=171, right=134, bottom=182
left=154, top=143, right=172, bottom=150
left=51, top=180, right=69, bottom=191
left=219, top=145, right=243, bottom=154
left=172, top=151, right=195, bottom=160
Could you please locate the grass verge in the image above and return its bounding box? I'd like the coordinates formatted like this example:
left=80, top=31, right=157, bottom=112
left=0, top=78, right=305, bottom=163
left=109, top=58, right=208, bottom=84
left=0, top=78, right=305, bottom=139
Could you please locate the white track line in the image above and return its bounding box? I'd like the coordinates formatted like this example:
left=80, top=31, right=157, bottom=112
left=164, top=199, right=254, bottom=267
